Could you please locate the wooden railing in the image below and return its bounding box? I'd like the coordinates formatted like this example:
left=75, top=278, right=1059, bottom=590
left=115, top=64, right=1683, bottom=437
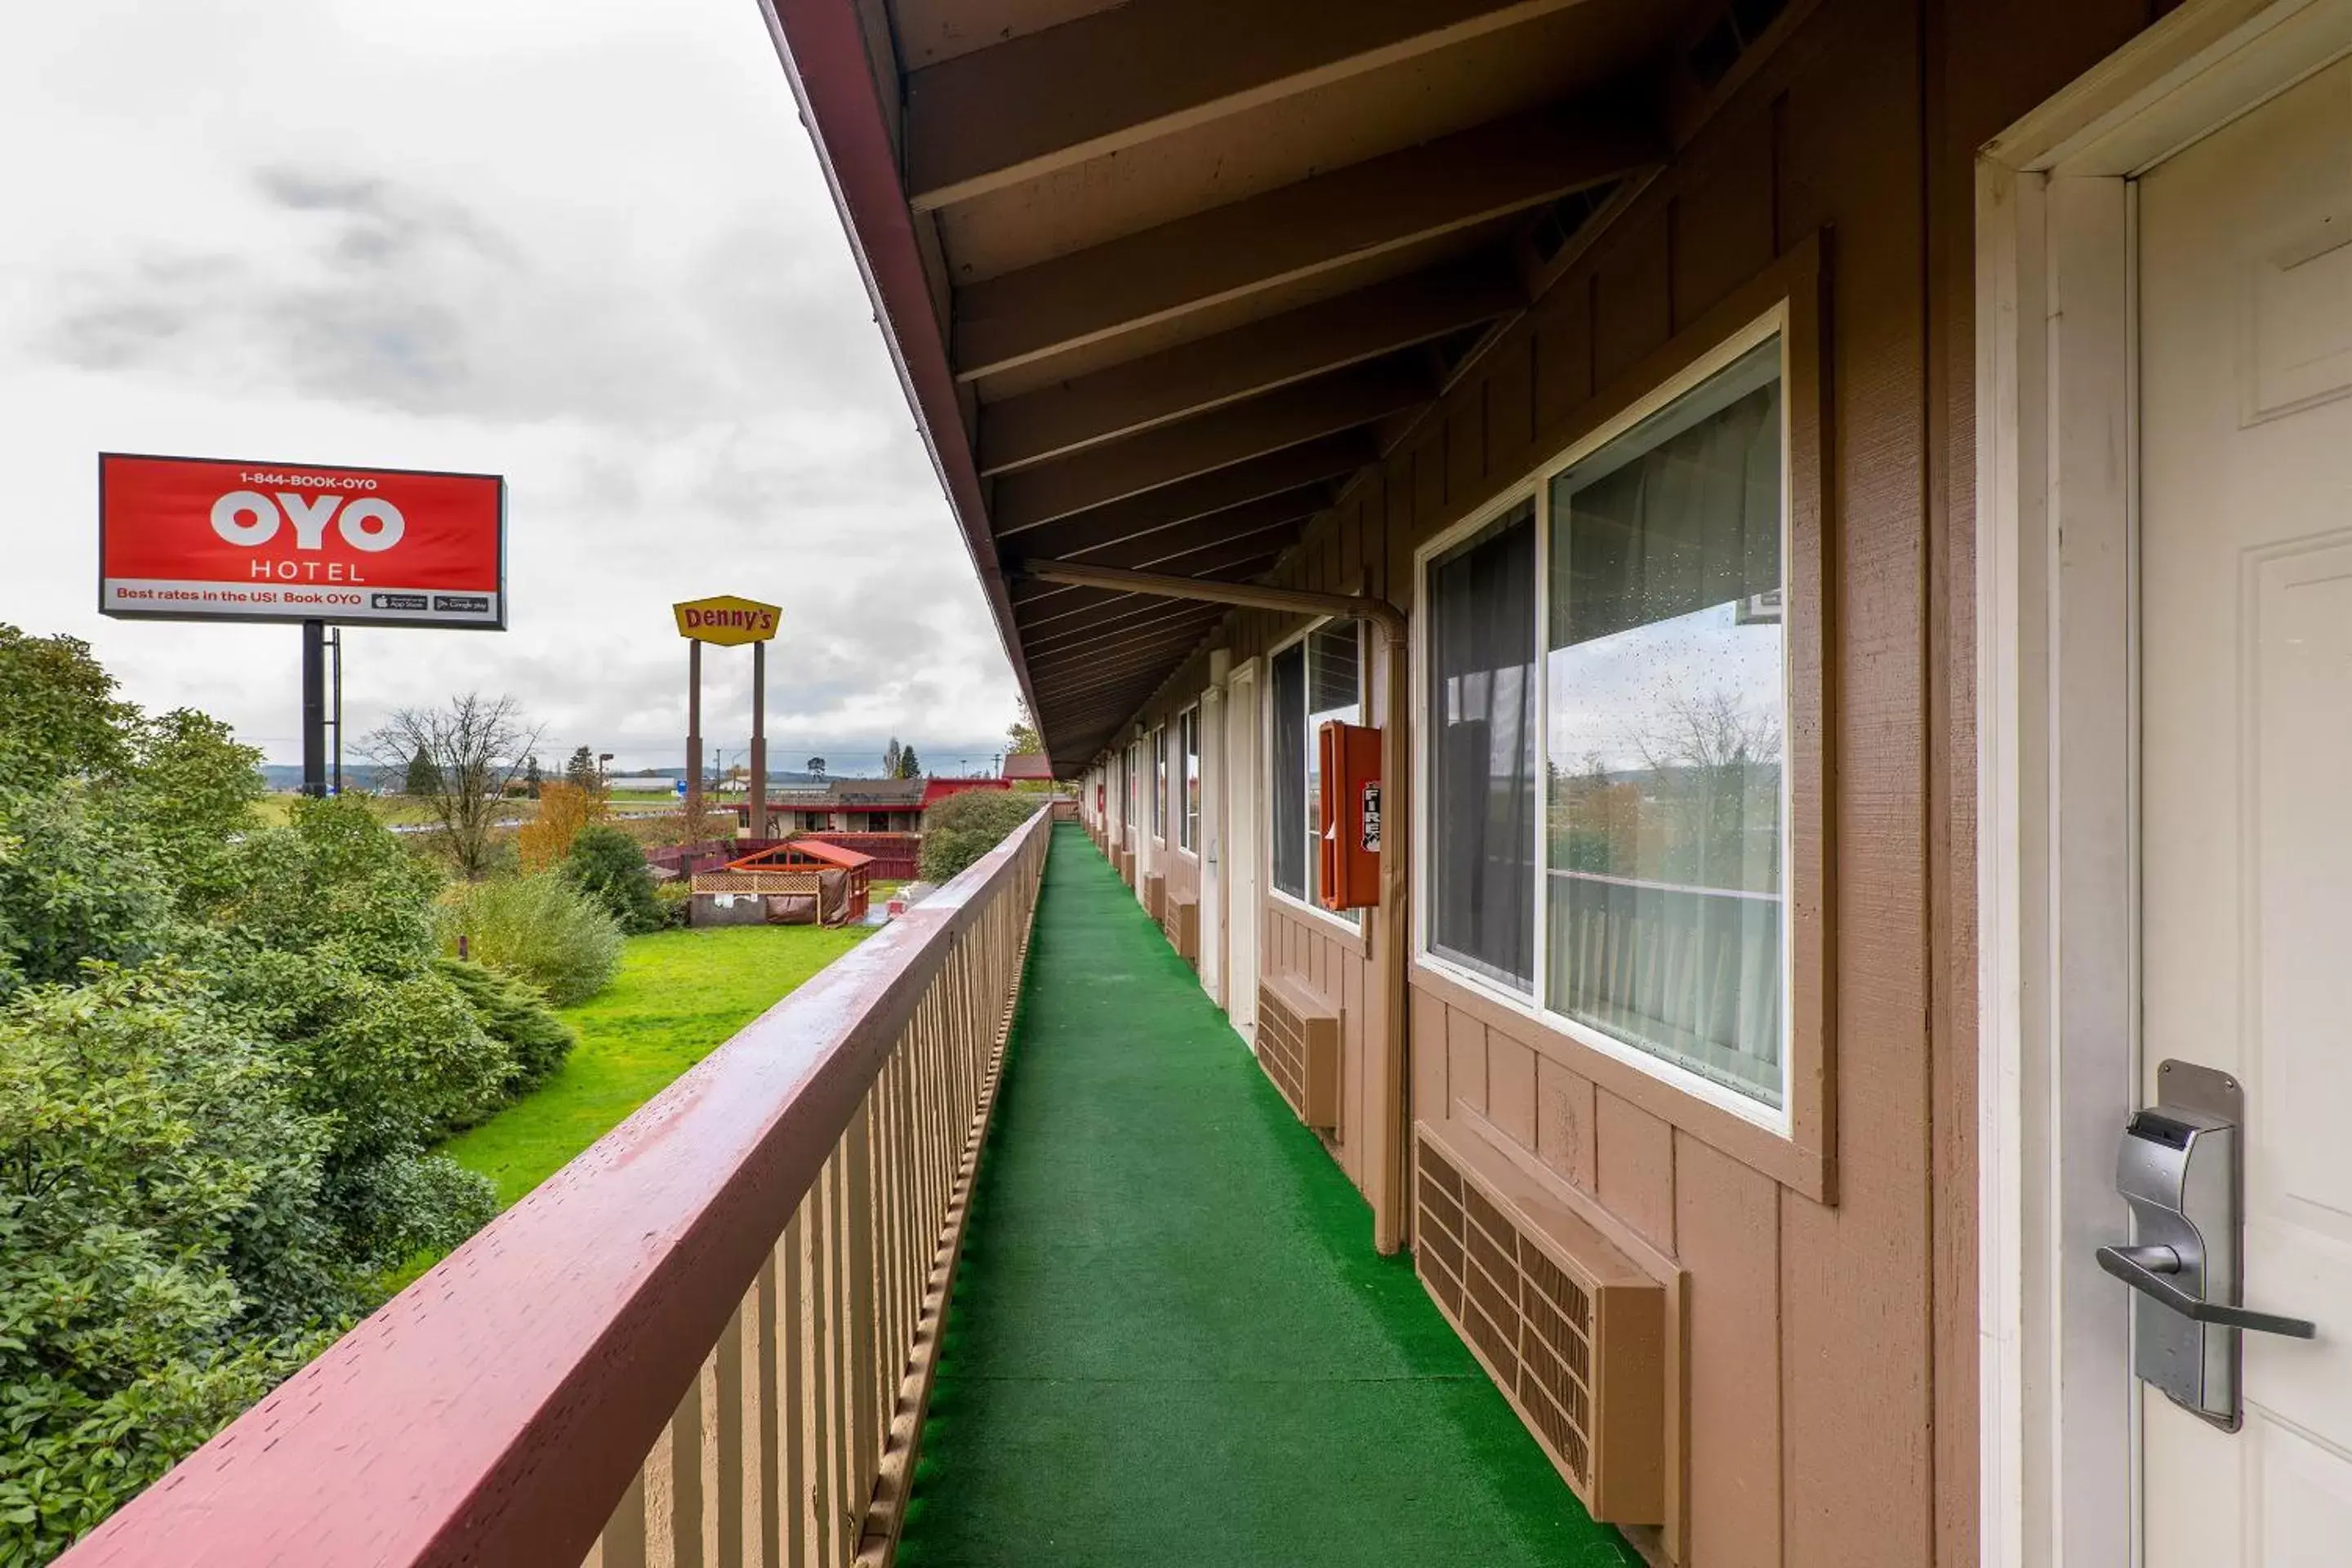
left=60, top=808, right=1055, bottom=1568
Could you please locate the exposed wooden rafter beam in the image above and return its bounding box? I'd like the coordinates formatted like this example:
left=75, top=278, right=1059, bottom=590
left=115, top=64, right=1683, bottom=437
left=988, top=358, right=1428, bottom=533
left=996, top=430, right=1369, bottom=550
left=978, top=260, right=1522, bottom=475
left=1007, top=489, right=1324, bottom=592
left=951, top=96, right=1665, bottom=380
left=904, top=0, right=1601, bottom=211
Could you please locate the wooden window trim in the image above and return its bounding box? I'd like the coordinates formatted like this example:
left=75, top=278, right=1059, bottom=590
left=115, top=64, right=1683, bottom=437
left=1409, top=237, right=1834, bottom=1203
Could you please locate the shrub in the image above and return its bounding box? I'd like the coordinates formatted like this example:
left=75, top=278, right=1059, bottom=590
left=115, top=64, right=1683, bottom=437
left=655, top=878, right=696, bottom=928
left=0, top=967, right=341, bottom=1562
left=564, top=825, right=666, bottom=933
left=433, top=956, right=577, bottom=1095
left=439, top=874, right=622, bottom=1006
left=918, top=790, right=1041, bottom=884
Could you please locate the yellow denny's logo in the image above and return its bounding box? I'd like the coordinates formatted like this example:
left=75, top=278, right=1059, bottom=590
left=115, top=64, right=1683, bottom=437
left=673, top=595, right=781, bottom=645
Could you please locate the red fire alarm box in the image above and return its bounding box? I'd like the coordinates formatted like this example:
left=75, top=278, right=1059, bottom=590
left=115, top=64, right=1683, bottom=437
left=1317, top=720, right=1383, bottom=911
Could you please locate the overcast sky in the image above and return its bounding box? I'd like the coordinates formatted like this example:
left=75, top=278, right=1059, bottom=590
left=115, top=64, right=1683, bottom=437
left=0, top=0, right=1020, bottom=777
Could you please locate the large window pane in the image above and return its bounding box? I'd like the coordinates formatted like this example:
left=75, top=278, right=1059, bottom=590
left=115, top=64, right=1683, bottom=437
left=1427, top=501, right=1539, bottom=990
left=1544, top=338, right=1786, bottom=1107
left=1153, top=726, right=1169, bottom=837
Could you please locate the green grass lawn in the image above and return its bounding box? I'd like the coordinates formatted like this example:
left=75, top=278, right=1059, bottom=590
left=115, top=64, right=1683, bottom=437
left=439, top=922, right=872, bottom=1208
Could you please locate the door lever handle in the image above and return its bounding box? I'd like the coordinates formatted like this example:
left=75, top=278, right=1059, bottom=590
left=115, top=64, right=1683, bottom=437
left=2097, top=1243, right=2316, bottom=1339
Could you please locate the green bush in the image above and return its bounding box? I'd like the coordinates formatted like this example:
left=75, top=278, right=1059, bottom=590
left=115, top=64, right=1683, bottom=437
left=918, top=790, right=1041, bottom=884
left=0, top=966, right=341, bottom=1560
left=433, top=956, right=577, bottom=1096
left=655, top=879, right=695, bottom=928
left=564, top=825, right=666, bottom=934
left=0, top=626, right=546, bottom=1562
left=439, top=873, right=623, bottom=1006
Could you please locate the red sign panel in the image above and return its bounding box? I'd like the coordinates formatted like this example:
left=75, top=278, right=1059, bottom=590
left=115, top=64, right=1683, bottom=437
left=99, top=452, right=506, bottom=629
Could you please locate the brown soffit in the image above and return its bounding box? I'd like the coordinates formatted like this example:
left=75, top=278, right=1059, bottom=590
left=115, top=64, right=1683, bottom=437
left=951, top=94, right=1666, bottom=380
left=977, top=257, right=1525, bottom=474
left=903, top=0, right=1610, bottom=209
left=986, top=356, right=1431, bottom=532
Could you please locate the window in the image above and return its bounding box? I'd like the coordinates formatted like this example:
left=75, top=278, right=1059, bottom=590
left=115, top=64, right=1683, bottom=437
left=1423, top=327, right=1793, bottom=1114
left=1269, top=620, right=1361, bottom=911
left=1427, top=501, right=1539, bottom=990
left=1178, top=707, right=1201, bottom=852
left=1153, top=726, right=1169, bottom=840
left=1123, top=742, right=1138, bottom=843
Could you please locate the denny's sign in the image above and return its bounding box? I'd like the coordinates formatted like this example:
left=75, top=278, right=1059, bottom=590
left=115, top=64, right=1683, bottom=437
left=674, top=595, right=781, bottom=645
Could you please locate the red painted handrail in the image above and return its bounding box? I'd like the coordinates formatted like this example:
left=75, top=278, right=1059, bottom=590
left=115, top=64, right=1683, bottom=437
left=59, top=808, right=1055, bottom=1568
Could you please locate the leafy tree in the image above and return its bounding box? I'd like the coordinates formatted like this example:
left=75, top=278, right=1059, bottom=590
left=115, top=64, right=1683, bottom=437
left=517, top=781, right=604, bottom=874
left=896, top=745, right=922, bottom=779
left=1005, top=705, right=1041, bottom=758
left=0, top=785, right=177, bottom=999
left=564, top=825, right=665, bottom=934
left=564, top=746, right=598, bottom=790
left=523, top=754, right=542, bottom=800
left=882, top=737, right=902, bottom=777
left=805, top=755, right=826, bottom=780
left=918, top=789, right=1040, bottom=882
left=0, top=626, right=136, bottom=794
left=118, top=710, right=263, bottom=915
left=403, top=748, right=441, bottom=797
left=365, top=694, right=542, bottom=880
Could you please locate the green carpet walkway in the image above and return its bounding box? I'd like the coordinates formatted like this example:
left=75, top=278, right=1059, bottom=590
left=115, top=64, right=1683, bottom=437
left=898, top=825, right=1636, bottom=1568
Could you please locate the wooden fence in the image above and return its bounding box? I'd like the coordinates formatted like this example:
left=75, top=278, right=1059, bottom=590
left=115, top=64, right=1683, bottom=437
left=59, top=807, right=1055, bottom=1568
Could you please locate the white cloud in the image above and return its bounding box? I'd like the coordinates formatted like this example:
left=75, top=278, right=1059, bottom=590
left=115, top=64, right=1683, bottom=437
left=0, top=0, right=1018, bottom=773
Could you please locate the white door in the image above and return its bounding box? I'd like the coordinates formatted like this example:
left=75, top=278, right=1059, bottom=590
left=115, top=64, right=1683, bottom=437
left=2140, top=53, right=2352, bottom=1566
left=1225, top=662, right=1261, bottom=1043
left=1201, top=688, right=1226, bottom=1004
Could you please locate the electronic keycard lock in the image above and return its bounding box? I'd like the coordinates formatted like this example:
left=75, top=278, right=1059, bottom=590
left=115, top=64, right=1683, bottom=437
left=2098, top=1059, right=2314, bottom=1431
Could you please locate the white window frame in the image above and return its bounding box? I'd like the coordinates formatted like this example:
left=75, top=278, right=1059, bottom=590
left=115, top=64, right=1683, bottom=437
left=1265, top=617, right=1364, bottom=935
left=1152, top=724, right=1168, bottom=843
left=1176, top=704, right=1201, bottom=856
left=1411, top=304, right=1797, bottom=1136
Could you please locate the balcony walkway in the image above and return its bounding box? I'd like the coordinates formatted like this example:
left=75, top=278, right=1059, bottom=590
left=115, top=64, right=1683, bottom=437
left=897, top=826, right=1635, bottom=1568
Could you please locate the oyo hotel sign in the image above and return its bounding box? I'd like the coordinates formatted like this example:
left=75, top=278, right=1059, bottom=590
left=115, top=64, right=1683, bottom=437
left=674, top=595, right=781, bottom=645
left=99, top=452, right=506, bottom=628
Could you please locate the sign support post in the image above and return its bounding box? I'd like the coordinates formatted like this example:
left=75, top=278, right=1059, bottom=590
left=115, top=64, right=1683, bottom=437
left=686, top=641, right=704, bottom=831
left=302, top=618, right=327, bottom=798
left=750, top=640, right=767, bottom=843
left=671, top=595, right=782, bottom=842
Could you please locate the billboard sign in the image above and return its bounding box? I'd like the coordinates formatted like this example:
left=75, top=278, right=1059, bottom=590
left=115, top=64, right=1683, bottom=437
left=99, top=452, right=506, bottom=628
left=673, top=595, right=781, bottom=645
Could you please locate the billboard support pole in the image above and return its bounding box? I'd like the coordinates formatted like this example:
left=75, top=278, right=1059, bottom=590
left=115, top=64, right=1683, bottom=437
left=302, top=619, right=327, bottom=798
left=328, top=628, right=344, bottom=797
left=686, top=641, right=704, bottom=834
left=748, top=640, right=767, bottom=843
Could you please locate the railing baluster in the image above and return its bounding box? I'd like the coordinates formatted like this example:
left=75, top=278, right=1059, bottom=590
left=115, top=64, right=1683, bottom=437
left=780, top=1207, right=808, bottom=1568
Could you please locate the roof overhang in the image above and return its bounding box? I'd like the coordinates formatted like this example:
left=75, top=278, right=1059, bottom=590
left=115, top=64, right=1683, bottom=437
left=763, top=0, right=1799, bottom=777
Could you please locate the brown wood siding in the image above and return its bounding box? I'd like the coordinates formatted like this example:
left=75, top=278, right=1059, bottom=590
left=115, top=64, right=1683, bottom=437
left=1106, top=2, right=2163, bottom=1558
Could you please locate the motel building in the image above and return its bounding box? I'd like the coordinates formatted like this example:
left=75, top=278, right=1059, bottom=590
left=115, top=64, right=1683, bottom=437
left=65, top=2, right=2352, bottom=1566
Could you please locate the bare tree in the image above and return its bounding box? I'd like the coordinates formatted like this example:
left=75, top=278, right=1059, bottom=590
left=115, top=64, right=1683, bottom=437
left=367, top=693, right=543, bottom=880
